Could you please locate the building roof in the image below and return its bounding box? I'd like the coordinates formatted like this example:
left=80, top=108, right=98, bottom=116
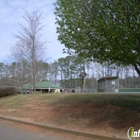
left=98, top=76, right=118, bottom=82
left=23, top=81, right=62, bottom=89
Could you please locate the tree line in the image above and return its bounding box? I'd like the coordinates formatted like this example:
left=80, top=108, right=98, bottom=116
left=0, top=55, right=139, bottom=91
left=0, top=4, right=139, bottom=92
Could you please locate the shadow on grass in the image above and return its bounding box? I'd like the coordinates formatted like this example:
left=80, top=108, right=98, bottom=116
left=50, top=93, right=140, bottom=130
left=52, top=93, right=140, bottom=110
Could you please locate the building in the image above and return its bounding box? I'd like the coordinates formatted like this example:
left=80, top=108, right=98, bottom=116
left=98, top=76, right=119, bottom=92
left=23, top=80, right=62, bottom=93
left=98, top=76, right=140, bottom=93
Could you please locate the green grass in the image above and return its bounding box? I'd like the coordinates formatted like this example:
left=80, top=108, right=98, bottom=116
left=0, top=94, right=33, bottom=108
left=0, top=93, right=140, bottom=110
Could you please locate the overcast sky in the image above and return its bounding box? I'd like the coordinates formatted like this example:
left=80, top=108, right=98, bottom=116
left=0, top=0, right=67, bottom=63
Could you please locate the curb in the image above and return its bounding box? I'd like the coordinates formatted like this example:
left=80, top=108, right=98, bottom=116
left=0, top=115, right=127, bottom=140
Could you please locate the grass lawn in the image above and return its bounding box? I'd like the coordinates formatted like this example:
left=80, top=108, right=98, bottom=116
left=0, top=92, right=140, bottom=139
left=1, top=93, right=140, bottom=110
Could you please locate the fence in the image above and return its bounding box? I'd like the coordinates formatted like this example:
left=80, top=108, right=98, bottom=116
left=119, top=77, right=140, bottom=88
left=97, top=76, right=140, bottom=93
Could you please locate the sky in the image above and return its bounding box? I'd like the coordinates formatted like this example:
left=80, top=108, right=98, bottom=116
left=0, top=0, right=67, bottom=63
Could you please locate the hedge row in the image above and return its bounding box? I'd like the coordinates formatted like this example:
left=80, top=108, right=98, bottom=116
left=0, top=87, right=17, bottom=98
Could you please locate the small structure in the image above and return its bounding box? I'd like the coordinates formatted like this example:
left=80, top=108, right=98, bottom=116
left=54, top=89, right=61, bottom=93
left=23, top=81, right=62, bottom=93
left=79, top=72, right=87, bottom=92
left=98, top=76, right=119, bottom=92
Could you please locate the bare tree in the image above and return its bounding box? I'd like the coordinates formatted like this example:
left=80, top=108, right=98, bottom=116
left=10, top=41, right=28, bottom=91
left=13, top=10, right=47, bottom=91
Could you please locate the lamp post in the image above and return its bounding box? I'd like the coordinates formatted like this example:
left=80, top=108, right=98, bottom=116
left=79, top=72, right=87, bottom=93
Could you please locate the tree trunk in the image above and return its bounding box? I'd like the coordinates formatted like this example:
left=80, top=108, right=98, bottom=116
left=32, top=36, right=36, bottom=92
left=134, top=64, right=140, bottom=76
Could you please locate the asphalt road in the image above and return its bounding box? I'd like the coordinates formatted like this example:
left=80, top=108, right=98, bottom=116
left=0, top=121, right=69, bottom=140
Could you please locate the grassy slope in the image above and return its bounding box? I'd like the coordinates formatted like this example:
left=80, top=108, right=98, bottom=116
left=0, top=93, right=140, bottom=110
left=53, top=93, right=140, bottom=110
left=0, top=93, right=140, bottom=139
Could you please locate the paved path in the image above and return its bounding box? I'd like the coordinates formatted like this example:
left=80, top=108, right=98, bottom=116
left=0, top=120, right=69, bottom=140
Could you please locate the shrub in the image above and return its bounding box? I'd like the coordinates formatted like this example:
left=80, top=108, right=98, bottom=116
left=0, top=87, right=17, bottom=98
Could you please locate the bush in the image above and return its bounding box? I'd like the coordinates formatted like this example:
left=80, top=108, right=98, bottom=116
left=0, top=87, right=17, bottom=98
